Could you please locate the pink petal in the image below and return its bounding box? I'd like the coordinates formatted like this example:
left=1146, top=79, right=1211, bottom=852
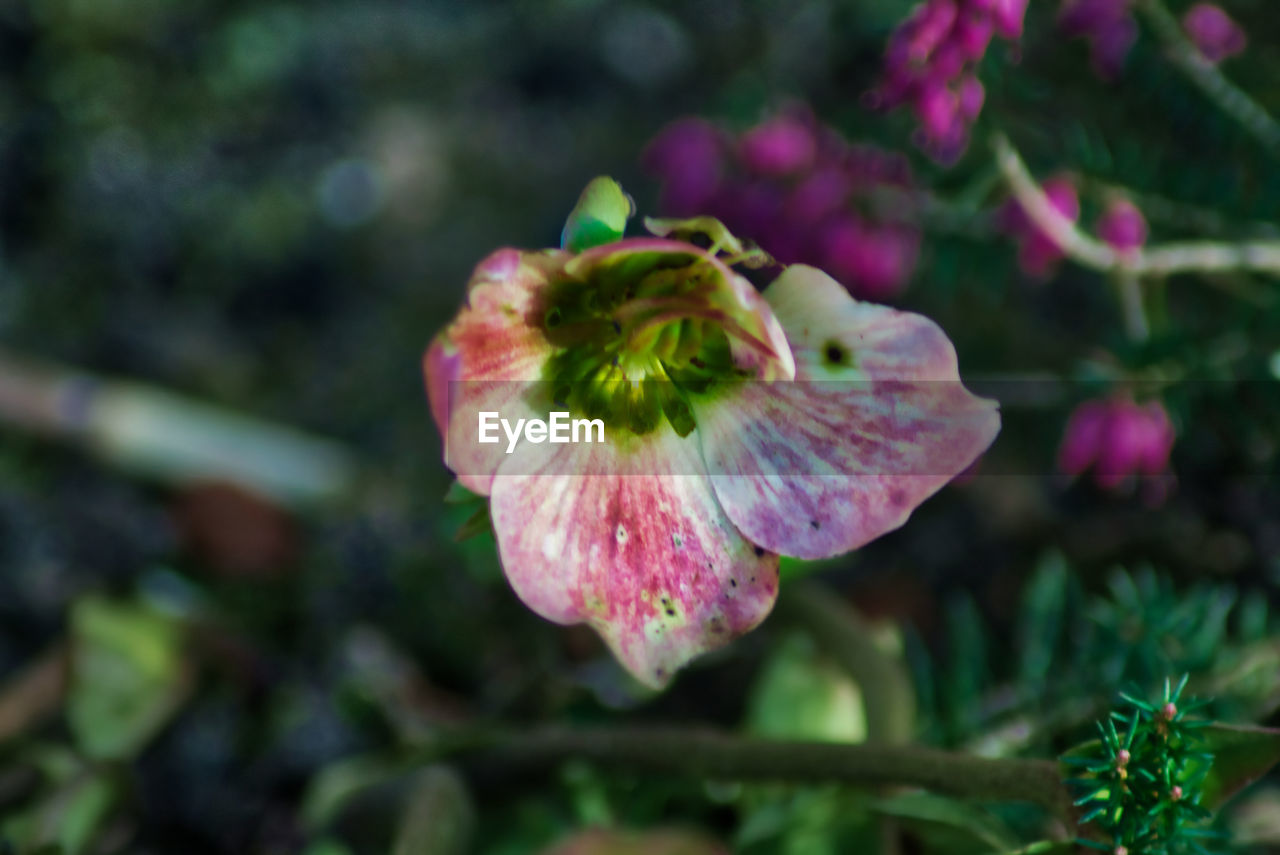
left=490, top=429, right=779, bottom=688
left=693, top=265, right=1000, bottom=559
left=426, top=248, right=564, bottom=495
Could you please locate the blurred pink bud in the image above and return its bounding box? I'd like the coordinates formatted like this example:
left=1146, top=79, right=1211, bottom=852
left=915, top=82, right=960, bottom=140
left=711, top=180, right=785, bottom=242
left=1090, top=15, right=1138, bottom=79
left=1057, top=399, right=1109, bottom=475
left=957, top=75, right=986, bottom=120
left=1182, top=3, right=1246, bottom=63
left=953, top=13, right=995, bottom=60
left=992, top=0, right=1029, bottom=38
left=1058, top=0, right=1128, bottom=36
left=818, top=216, right=919, bottom=299
left=1097, top=198, right=1148, bottom=252
left=1043, top=177, right=1081, bottom=221
left=928, top=42, right=967, bottom=79
left=641, top=118, right=725, bottom=215
left=904, top=0, right=960, bottom=62
left=785, top=169, right=853, bottom=224
left=1008, top=176, right=1079, bottom=276
left=1134, top=402, right=1175, bottom=475
left=739, top=117, right=817, bottom=176
left=1058, top=0, right=1138, bottom=79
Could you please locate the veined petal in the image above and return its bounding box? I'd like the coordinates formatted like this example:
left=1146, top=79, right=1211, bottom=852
left=694, top=265, right=1000, bottom=559
left=427, top=248, right=566, bottom=495
left=489, top=428, right=779, bottom=688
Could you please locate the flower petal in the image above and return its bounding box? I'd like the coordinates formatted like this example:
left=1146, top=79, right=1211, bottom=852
left=426, top=248, right=565, bottom=495
left=489, top=427, right=779, bottom=688
left=694, top=265, right=1000, bottom=559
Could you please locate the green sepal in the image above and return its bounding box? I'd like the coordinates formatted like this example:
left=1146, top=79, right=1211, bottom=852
left=443, top=480, right=482, bottom=505
left=561, top=176, right=634, bottom=253
left=454, top=504, right=493, bottom=542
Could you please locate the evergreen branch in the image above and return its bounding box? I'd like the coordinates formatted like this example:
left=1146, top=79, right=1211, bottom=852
left=992, top=134, right=1280, bottom=278
left=1137, top=0, right=1280, bottom=158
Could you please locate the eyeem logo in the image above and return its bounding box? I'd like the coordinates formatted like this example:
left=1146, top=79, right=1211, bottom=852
left=478, top=411, right=605, bottom=454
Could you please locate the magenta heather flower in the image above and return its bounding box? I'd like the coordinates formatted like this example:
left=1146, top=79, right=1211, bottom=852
left=641, top=118, right=727, bottom=216
left=425, top=178, right=1000, bottom=687
left=738, top=116, right=817, bottom=176
left=1182, top=3, right=1246, bottom=63
left=1097, top=198, right=1148, bottom=253
left=644, top=111, right=922, bottom=300
left=1058, top=0, right=1138, bottom=80
left=1058, top=396, right=1175, bottom=491
left=1001, top=175, right=1080, bottom=277
left=869, top=0, right=1026, bottom=162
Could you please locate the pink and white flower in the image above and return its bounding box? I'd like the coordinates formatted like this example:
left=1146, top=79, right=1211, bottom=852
left=424, top=180, right=1000, bottom=688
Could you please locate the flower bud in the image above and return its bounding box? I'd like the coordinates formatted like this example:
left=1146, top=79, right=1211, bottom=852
left=1182, top=3, right=1246, bottom=63
left=1097, top=198, right=1148, bottom=252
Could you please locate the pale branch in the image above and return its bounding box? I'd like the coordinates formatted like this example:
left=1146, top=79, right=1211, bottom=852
left=991, top=134, right=1280, bottom=279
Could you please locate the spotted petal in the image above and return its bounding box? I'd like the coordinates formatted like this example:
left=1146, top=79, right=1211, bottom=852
left=693, top=265, right=1000, bottom=559
left=489, top=427, right=779, bottom=688
left=425, top=248, right=565, bottom=495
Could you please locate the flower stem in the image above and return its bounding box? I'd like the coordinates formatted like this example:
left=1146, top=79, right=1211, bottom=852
left=991, top=133, right=1280, bottom=278
left=775, top=581, right=916, bottom=745
left=428, top=726, right=1074, bottom=822
left=1136, top=0, right=1280, bottom=158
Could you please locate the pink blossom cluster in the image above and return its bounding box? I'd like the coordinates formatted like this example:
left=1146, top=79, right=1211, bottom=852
left=868, top=0, right=1029, bottom=162
left=642, top=113, right=921, bottom=300
left=1001, top=176, right=1149, bottom=276
left=1058, top=396, right=1176, bottom=494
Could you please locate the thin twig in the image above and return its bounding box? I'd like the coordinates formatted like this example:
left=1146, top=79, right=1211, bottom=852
left=1117, top=273, right=1150, bottom=342
left=991, top=134, right=1280, bottom=278
left=428, top=726, right=1075, bottom=823
left=1137, top=0, right=1280, bottom=157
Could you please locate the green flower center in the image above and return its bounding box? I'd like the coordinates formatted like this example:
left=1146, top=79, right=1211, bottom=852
left=539, top=254, right=748, bottom=438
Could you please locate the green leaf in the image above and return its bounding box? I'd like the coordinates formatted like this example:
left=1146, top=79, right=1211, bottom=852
left=392, top=766, right=475, bottom=855
left=66, top=596, right=191, bottom=761
left=1016, top=551, right=1069, bottom=692
left=869, top=792, right=1021, bottom=854
left=561, top=176, right=633, bottom=253
left=301, top=754, right=407, bottom=830
left=1193, top=724, right=1280, bottom=810
left=745, top=634, right=867, bottom=744
left=1, top=769, right=120, bottom=855
left=996, top=842, right=1077, bottom=855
